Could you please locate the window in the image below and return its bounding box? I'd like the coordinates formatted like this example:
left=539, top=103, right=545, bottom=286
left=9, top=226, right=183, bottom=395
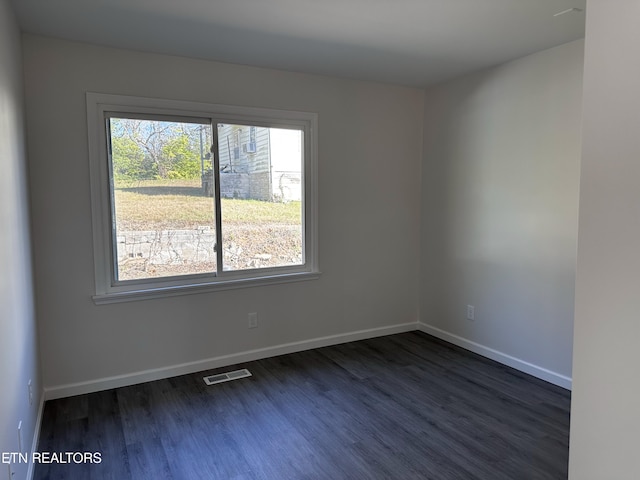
left=87, top=93, right=318, bottom=303
left=246, top=126, right=257, bottom=153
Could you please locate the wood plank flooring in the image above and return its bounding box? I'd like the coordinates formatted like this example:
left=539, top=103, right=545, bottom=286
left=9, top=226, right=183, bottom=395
left=34, top=332, right=570, bottom=479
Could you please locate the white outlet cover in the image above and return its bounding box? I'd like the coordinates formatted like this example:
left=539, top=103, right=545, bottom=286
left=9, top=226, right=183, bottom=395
left=467, top=305, right=475, bottom=321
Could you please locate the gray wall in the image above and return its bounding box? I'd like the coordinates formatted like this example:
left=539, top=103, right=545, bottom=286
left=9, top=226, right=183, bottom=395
left=0, top=0, right=41, bottom=477
left=22, top=35, right=424, bottom=394
left=569, top=1, right=640, bottom=478
left=420, top=40, right=583, bottom=384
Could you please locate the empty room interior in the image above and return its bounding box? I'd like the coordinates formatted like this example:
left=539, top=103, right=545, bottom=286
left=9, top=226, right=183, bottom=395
left=1, top=0, right=639, bottom=479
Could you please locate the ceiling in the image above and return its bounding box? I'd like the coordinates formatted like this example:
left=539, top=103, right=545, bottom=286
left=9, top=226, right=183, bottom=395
left=11, top=0, right=586, bottom=88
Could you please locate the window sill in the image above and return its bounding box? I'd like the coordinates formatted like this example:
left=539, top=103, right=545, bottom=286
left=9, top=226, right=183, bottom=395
left=92, top=271, right=321, bottom=305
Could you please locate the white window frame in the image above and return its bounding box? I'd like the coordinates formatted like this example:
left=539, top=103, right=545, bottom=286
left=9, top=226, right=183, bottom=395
left=87, top=93, right=319, bottom=304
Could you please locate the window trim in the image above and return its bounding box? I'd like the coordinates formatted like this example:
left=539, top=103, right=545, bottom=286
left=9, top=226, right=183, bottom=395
left=87, top=93, right=319, bottom=304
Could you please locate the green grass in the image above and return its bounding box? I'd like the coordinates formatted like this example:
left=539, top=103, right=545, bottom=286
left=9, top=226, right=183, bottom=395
left=113, top=178, right=302, bottom=231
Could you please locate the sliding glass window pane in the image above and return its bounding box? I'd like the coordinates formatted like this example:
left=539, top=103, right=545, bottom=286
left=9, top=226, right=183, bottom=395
left=217, top=123, right=303, bottom=271
left=108, top=117, right=216, bottom=281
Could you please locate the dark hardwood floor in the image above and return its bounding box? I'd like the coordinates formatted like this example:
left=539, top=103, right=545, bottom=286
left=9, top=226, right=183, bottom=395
left=34, top=332, right=570, bottom=479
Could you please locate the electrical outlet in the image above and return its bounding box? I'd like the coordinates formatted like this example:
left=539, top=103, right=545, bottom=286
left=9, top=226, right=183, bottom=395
left=466, top=305, right=475, bottom=321
left=28, top=380, right=33, bottom=406
left=248, top=312, right=258, bottom=329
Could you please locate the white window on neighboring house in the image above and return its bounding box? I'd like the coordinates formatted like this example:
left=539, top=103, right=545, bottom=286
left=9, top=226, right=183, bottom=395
left=245, top=126, right=257, bottom=153
left=87, top=93, right=319, bottom=304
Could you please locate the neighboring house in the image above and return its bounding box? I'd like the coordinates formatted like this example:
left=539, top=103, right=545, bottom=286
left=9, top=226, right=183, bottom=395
left=207, top=124, right=302, bottom=202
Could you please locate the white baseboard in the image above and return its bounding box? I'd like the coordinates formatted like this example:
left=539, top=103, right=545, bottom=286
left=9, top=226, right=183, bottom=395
left=26, top=391, right=45, bottom=480
left=43, top=321, right=571, bottom=400
left=44, top=322, right=418, bottom=400
left=417, top=322, right=572, bottom=390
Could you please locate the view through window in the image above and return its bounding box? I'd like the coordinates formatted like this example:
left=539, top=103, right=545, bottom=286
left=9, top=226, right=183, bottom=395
left=108, top=116, right=303, bottom=282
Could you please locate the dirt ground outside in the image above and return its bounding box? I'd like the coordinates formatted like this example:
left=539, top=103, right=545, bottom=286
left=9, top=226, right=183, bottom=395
left=113, top=179, right=303, bottom=280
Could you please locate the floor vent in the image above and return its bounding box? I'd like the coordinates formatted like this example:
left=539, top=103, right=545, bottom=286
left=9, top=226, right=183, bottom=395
left=203, top=368, right=252, bottom=386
